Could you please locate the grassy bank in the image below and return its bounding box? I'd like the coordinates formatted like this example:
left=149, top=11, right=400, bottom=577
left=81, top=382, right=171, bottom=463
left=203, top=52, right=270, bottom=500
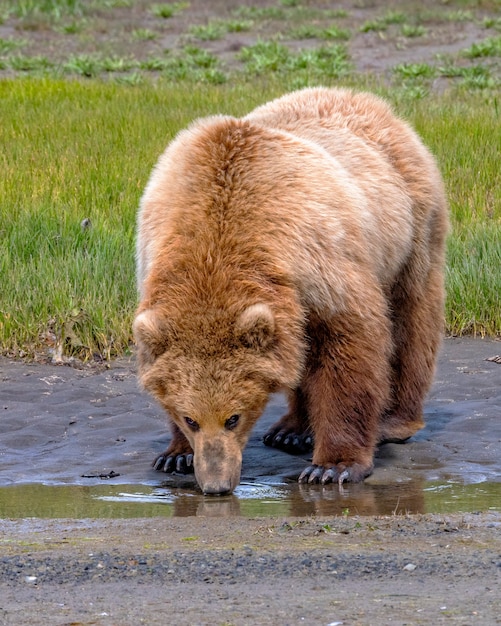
left=0, top=79, right=278, bottom=359
left=409, top=97, right=501, bottom=337
left=1, top=77, right=500, bottom=359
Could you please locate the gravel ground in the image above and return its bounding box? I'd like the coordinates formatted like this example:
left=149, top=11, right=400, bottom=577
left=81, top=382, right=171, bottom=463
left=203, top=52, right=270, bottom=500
left=1, top=514, right=501, bottom=625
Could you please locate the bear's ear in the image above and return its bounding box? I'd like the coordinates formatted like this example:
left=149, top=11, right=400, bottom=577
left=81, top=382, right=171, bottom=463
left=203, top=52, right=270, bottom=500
left=133, top=309, right=171, bottom=365
left=235, top=303, right=275, bottom=351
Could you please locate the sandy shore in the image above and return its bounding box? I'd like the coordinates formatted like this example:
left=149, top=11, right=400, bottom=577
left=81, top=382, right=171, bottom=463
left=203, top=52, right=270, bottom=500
left=1, top=337, right=500, bottom=489
left=1, top=337, right=500, bottom=624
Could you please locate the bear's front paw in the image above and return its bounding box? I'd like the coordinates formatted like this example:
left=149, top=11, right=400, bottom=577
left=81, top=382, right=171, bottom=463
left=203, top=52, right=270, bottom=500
left=263, top=429, right=313, bottom=454
left=298, top=462, right=372, bottom=485
left=153, top=452, right=194, bottom=474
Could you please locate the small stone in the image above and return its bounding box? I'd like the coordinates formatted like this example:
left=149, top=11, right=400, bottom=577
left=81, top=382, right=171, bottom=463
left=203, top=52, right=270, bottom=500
left=403, top=563, right=417, bottom=571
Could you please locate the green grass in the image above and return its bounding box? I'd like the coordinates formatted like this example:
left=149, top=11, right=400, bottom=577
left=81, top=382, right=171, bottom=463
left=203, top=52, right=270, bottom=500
left=463, top=35, right=501, bottom=57
left=446, top=225, right=501, bottom=336
left=8, top=53, right=53, bottom=71
left=152, top=47, right=226, bottom=84
left=0, top=79, right=268, bottom=359
left=483, top=16, right=501, bottom=31
left=238, top=40, right=291, bottom=73
left=401, top=24, right=427, bottom=38
left=394, top=62, right=436, bottom=80
left=5, top=0, right=85, bottom=19
left=438, top=63, right=495, bottom=89
left=238, top=41, right=352, bottom=81
left=0, top=37, right=27, bottom=53
left=1, top=78, right=500, bottom=360
left=287, top=24, right=351, bottom=41
left=188, top=21, right=227, bottom=41
left=1, top=0, right=501, bottom=358
left=222, top=19, right=254, bottom=33
left=131, top=28, right=158, bottom=41
left=409, top=96, right=501, bottom=336
left=0, top=0, right=131, bottom=21
left=445, top=9, right=474, bottom=23
left=150, top=2, right=188, bottom=19
left=0, top=1, right=498, bottom=88
left=360, top=10, right=406, bottom=32
left=188, top=18, right=256, bottom=41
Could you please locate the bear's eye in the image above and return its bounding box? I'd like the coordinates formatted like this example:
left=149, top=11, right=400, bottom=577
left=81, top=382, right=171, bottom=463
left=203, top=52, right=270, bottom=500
left=225, top=414, right=240, bottom=430
left=184, top=416, right=200, bottom=431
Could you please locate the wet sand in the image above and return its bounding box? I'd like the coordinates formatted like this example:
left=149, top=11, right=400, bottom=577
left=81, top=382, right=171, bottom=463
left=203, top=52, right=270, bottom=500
left=1, top=337, right=501, bottom=625
left=1, top=336, right=500, bottom=490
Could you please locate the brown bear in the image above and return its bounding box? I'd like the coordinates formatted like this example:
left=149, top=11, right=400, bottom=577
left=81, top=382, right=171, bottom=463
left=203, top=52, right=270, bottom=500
left=133, top=87, right=448, bottom=495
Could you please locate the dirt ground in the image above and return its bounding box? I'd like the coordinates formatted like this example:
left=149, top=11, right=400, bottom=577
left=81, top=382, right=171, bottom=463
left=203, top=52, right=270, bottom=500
left=1, top=0, right=500, bottom=86
left=2, top=1, right=501, bottom=624
left=1, top=338, right=500, bottom=624
left=1, top=512, right=501, bottom=625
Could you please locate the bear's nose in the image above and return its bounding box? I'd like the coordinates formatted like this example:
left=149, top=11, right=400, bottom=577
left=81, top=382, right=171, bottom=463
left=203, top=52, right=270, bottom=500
left=202, top=481, right=232, bottom=496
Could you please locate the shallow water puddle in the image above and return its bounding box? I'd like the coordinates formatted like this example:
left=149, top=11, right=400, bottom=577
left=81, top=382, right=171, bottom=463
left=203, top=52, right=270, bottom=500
left=0, top=480, right=500, bottom=518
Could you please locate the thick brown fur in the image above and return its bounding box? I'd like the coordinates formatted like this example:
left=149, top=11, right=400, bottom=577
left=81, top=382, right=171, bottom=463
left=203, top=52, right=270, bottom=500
left=134, top=87, right=449, bottom=494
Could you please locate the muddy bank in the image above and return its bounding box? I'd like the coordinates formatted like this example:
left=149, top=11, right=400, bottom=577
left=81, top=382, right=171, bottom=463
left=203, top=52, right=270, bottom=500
left=1, top=337, right=500, bottom=492
left=1, top=339, right=500, bottom=624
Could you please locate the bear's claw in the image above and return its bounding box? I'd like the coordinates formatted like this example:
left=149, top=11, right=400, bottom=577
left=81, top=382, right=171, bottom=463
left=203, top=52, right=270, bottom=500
left=263, top=430, right=313, bottom=454
left=298, top=464, right=351, bottom=485
left=153, top=453, right=194, bottom=474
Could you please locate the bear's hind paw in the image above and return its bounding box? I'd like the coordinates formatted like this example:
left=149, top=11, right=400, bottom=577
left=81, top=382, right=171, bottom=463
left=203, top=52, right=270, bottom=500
left=153, top=452, right=194, bottom=474
left=298, top=462, right=372, bottom=485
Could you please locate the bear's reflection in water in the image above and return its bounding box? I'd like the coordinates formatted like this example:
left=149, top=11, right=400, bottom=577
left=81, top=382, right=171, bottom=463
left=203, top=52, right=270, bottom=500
left=165, top=479, right=426, bottom=518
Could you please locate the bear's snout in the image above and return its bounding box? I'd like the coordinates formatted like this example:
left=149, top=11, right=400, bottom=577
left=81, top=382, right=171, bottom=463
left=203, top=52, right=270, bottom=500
left=194, top=437, right=242, bottom=496
left=201, top=481, right=233, bottom=496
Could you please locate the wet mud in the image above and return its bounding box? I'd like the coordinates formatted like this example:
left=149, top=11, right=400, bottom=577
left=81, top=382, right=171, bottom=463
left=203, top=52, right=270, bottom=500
left=1, top=337, right=500, bottom=517
left=1, top=337, right=500, bottom=626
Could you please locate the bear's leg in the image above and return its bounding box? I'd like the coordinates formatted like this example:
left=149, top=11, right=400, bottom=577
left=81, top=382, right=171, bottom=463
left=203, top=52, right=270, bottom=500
left=380, top=258, right=445, bottom=443
left=263, top=387, right=314, bottom=453
left=152, top=422, right=195, bottom=474
left=299, top=306, right=392, bottom=485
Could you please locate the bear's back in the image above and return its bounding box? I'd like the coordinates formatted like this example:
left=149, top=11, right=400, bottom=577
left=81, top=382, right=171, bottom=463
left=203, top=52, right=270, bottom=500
left=246, top=87, right=447, bottom=232
left=137, top=89, right=445, bottom=315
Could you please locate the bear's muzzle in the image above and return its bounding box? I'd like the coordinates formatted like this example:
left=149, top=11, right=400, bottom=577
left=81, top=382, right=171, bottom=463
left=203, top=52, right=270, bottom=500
left=194, top=436, right=242, bottom=495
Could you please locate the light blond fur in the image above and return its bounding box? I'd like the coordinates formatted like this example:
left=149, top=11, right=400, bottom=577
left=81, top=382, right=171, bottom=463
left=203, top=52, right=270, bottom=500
left=134, top=87, right=448, bottom=494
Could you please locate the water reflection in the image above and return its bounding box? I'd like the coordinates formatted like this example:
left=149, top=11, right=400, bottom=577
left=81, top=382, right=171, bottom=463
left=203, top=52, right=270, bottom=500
left=163, top=481, right=428, bottom=518
left=0, top=479, right=499, bottom=518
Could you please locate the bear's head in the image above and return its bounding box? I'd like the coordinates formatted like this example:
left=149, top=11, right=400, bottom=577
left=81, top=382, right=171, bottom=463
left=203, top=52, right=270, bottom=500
left=134, top=302, right=303, bottom=494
